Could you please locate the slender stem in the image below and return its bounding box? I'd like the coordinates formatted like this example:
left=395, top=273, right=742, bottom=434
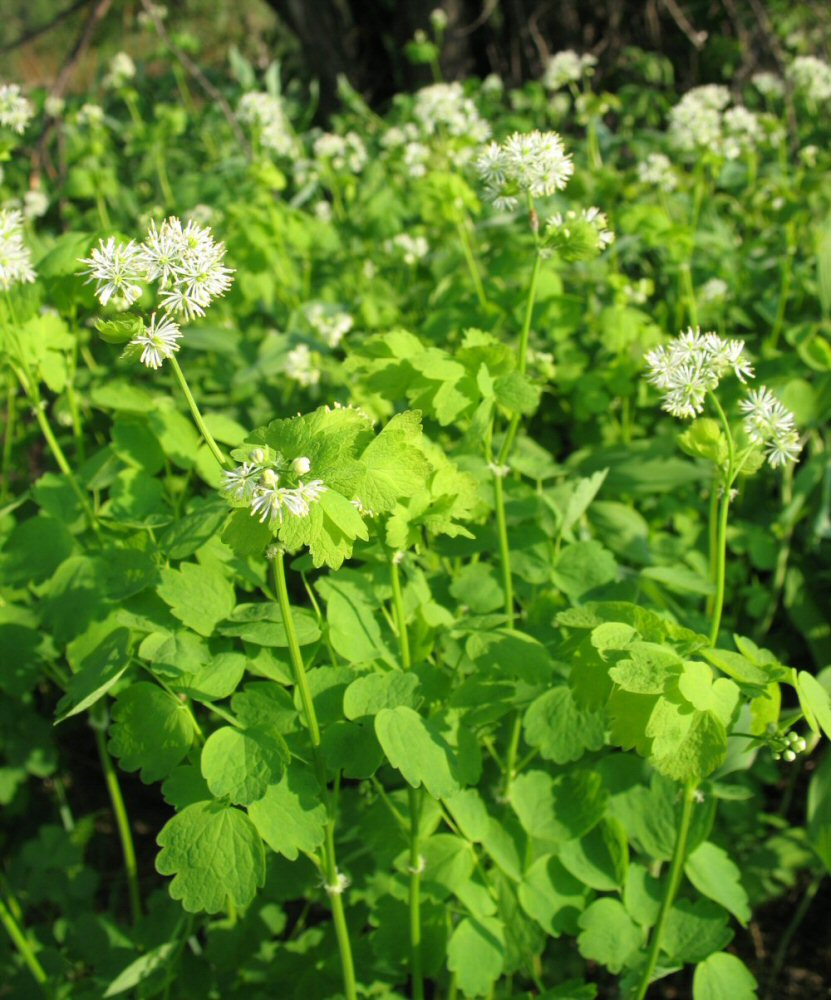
left=272, top=550, right=357, bottom=1000
left=679, top=262, right=698, bottom=328
left=705, top=476, right=719, bottom=617
left=755, top=462, right=795, bottom=640
left=390, top=554, right=424, bottom=1000
left=632, top=782, right=697, bottom=1000
left=455, top=219, right=488, bottom=309
left=94, top=728, right=142, bottom=925
left=517, top=251, right=542, bottom=376
left=764, top=873, right=824, bottom=1000
left=168, top=356, right=229, bottom=470
left=502, top=713, right=523, bottom=800
left=769, top=224, right=795, bottom=351
left=0, top=895, right=50, bottom=994
left=706, top=392, right=736, bottom=647
left=493, top=472, right=514, bottom=626
left=2, top=370, right=17, bottom=500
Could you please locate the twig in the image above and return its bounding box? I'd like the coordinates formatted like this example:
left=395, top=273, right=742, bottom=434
left=138, top=0, right=251, bottom=159
left=660, top=0, right=708, bottom=49
left=0, top=0, right=91, bottom=54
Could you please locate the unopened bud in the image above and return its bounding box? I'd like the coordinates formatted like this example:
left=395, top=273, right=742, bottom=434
left=292, top=456, right=312, bottom=476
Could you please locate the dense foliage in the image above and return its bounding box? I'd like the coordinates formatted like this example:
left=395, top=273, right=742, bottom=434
left=1, top=18, right=831, bottom=1000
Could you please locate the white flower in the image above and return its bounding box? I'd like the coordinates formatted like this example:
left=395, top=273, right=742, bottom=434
left=103, top=52, right=136, bottom=90
left=314, top=131, right=368, bottom=173
left=739, top=387, right=801, bottom=468
left=544, top=206, right=614, bottom=259
left=430, top=8, right=448, bottom=31
left=481, top=74, right=504, bottom=97
left=0, top=83, right=34, bottom=135
left=44, top=95, right=66, bottom=119
left=413, top=82, right=490, bottom=143
left=385, top=233, right=429, bottom=265
left=637, top=152, right=678, bottom=191
left=237, top=92, right=296, bottom=156
left=788, top=56, right=831, bottom=102
left=76, top=103, right=105, bottom=128
left=221, top=461, right=263, bottom=503
left=285, top=344, right=321, bottom=387
left=79, top=237, right=144, bottom=307
left=0, top=209, right=36, bottom=288
left=126, top=312, right=182, bottom=369
left=699, top=278, right=728, bottom=303
left=292, top=456, right=312, bottom=476
left=23, top=191, right=49, bottom=219
left=751, top=72, right=785, bottom=99
left=476, top=130, right=573, bottom=209
left=305, top=303, right=353, bottom=348
left=248, top=468, right=327, bottom=524
left=146, top=217, right=234, bottom=319
left=645, top=327, right=753, bottom=419
left=542, top=50, right=596, bottom=90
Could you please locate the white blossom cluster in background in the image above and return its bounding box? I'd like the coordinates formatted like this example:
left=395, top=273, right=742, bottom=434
left=237, top=92, right=296, bottom=156
left=542, top=50, right=597, bottom=91
left=305, top=303, right=354, bottom=349
left=476, top=130, right=574, bottom=210
left=645, top=328, right=801, bottom=468
left=80, top=217, right=234, bottom=369
left=221, top=448, right=327, bottom=525
left=384, top=233, right=430, bottom=265
left=0, top=209, right=36, bottom=288
left=788, top=55, right=831, bottom=102
left=412, top=82, right=491, bottom=143
left=667, top=85, right=776, bottom=159
left=637, top=152, right=678, bottom=192
left=381, top=124, right=430, bottom=178
left=75, top=103, right=105, bottom=128
left=313, top=131, right=368, bottom=174
left=751, top=71, right=785, bottom=100
left=0, top=83, right=35, bottom=135
left=285, top=344, right=321, bottom=387
left=103, top=52, right=137, bottom=90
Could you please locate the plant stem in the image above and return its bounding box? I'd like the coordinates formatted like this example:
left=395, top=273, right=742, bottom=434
left=389, top=554, right=424, bottom=1000
left=632, top=782, right=697, bottom=1000
left=94, top=727, right=142, bottom=925
left=763, top=873, right=824, bottom=1000
left=2, top=370, right=17, bottom=501
left=768, top=223, right=795, bottom=351
left=0, top=895, right=50, bottom=994
left=271, top=550, right=357, bottom=1000
left=168, top=356, right=229, bottom=469
left=455, top=218, right=488, bottom=309
left=492, top=472, right=514, bottom=626
left=707, top=392, right=736, bottom=646
left=517, top=250, right=542, bottom=376
left=502, top=713, right=523, bottom=800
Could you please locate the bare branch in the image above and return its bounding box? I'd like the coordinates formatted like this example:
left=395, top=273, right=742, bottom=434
left=0, top=0, right=92, bottom=55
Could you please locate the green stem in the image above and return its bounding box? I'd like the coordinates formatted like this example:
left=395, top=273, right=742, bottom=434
left=492, top=472, right=514, bottom=626
left=502, top=713, right=523, bottom=801
left=707, top=392, right=736, bottom=647
left=2, top=370, right=17, bottom=501
left=390, top=555, right=424, bottom=1000
left=768, top=224, right=795, bottom=351
left=168, top=356, right=229, bottom=469
left=517, top=250, right=543, bottom=376
left=0, top=895, right=50, bottom=994
left=764, top=873, right=824, bottom=1000
left=94, top=727, right=142, bottom=925
left=632, top=782, right=697, bottom=1000
left=455, top=218, right=488, bottom=309
left=272, top=550, right=357, bottom=1000
left=679, top=262, right=698, bottom=328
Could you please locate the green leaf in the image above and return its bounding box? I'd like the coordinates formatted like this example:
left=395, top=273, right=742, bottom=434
left=375, top=706, right=461, bottom=799
left=576, top=898, right=642, bottom=973
left=108, top=682, right=197, bottom=783
left=677, top=660, right=740, bottom=725
left=693, top=952, right=758, bottom=1000
left=647, top=699, right=728, bottom=782
left=322, top=720, right=383, bottom=778
left=156, top=800, right=266, bottom=913
left=522, top=686, right=606, bottom=764
left=200, top=726, right=288, bottom=805
left=343, top=671, right=421, bottom=720
left=553, top=541, right=618, bottom=601
left=518, top=855, right=590, bottom=936
left=317, top=573, right=393, bottom=664
left=55, top=626, right=131, bottom=722
left=357, top=410, right=431, bottom=512
left=95, top=314, right=144, bottom=345
left=558, top=818, right=629, bottom=891
left=247, top=768, right=327, bottom=860
left=218, top=603, right=320, bottom=647
left=808, top=752, right=831, bottom=873
left=221, top=508, right=272, bottom=557
left=609, top=642, right=683, bottom=694
left=558, top=470, right=608, bottom=537
left=446, top=915, right=505, bottom=998
left=1, top=515, right=75, bottom=585
left=796, top=671, right=831, bottom=739
left=103, top=941, right=175, bottom=997
left=684, top=841, right=750, bottom=925
left=510, top=769, right=607, bottom=843
left=161, top=765, right=211, bottom=809
left=663, top=899, right=732, bottom=964
left=678, top=418, right=728, bottom=465
left=157, top=561, right=236, bottom=637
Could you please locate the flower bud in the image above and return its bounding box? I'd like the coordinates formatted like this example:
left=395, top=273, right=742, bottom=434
left=292, top=456, right=312, bottom=476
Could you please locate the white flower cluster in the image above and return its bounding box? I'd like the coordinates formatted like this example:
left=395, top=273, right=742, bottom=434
left=751, top=71, right=785, bottom=99
left=667, top=85, right=767, bottom=159
left=739, top=387, right=801, bottom=468
left=305, top=303, right=353, bottom=348
left=237, top=92, right=296, bottom=156
left=314, top=131, right=368, bottom=174
left=698, top=277, right=728, bottom=304
left=637, top=152, right=678, bottom=192
left=221, top=449, right=326, bottom=525
left=103, top=52, right=137, bottom=90
left=646, top=328, right=801, bottom=469
left=476, top=130, right=574, bottom=210
left=76, top=103, right=105, bottom=128
left=542, top=50, right=597, bottom=91
left=645, top=328, right=753, bottom=419
left=412, top=83, right=490, bottom=142
left=0, top=83, right=35, bottom=135
left=788, top=56, right=831, bottom=102
left=0, top=209, right=36, bottom=289
left=285, top=344, right=321, bottom=387
left=80, top=217, right=233, bottom=369
left=381, top=124, right=430, bottom=177
left=385, top=233, right=429, bottom=265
